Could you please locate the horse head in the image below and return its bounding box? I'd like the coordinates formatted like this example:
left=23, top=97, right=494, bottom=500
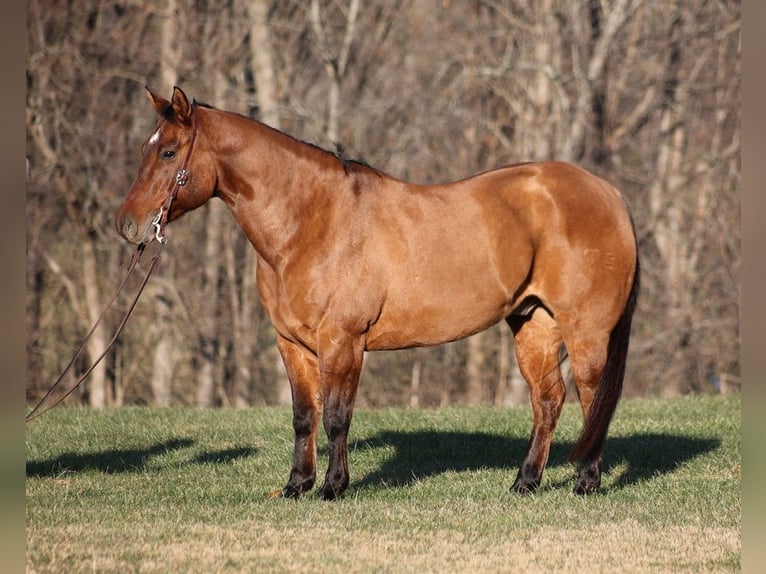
left=116, top=86, right=215, bottom=244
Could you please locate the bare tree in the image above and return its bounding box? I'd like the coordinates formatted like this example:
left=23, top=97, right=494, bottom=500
left=308, top=0, right=359, bottom=143
left=148, top=0, right=184, bottom=407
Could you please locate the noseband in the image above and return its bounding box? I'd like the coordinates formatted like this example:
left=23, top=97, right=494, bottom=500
left=152, top=109, right=199, bottom=244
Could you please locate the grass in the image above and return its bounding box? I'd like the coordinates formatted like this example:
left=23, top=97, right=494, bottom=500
left=26, top=395, right=740, bottom=573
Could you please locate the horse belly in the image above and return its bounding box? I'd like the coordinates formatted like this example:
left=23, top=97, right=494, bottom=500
left=364, top=273, right=514, bottom=351
left=365, top=227, right=535, bottom=349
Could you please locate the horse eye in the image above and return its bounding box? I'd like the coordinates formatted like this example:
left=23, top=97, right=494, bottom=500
left=162, top=150, right=176, bottom=159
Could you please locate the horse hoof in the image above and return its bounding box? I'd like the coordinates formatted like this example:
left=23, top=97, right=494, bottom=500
left=510, top=479, right=539, bottom=495
left=318, top=483, right=343, bottom=501
left=573, top=466, right=601, bottom=495
left=281, top=484, right=303, bottom=499
left=572, top=479, right=600, bottom=496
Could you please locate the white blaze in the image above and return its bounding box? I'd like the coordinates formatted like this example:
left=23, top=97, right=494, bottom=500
left=148, top=126, right=162, bottom=147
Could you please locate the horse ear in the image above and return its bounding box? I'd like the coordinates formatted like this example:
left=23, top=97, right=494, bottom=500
left=170, top=86, right=193, bottom=126
left=145, top=86, right=170, bottom=115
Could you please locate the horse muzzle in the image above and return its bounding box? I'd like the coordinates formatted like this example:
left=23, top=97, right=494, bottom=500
left=116, top=210, right=158, bottom=245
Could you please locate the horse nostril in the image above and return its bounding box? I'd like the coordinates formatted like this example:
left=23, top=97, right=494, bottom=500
left=120, top=216, right=138, bottom=242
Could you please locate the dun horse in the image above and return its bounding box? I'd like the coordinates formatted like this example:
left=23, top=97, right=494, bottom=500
left=117, top=87, right=639, bottom=500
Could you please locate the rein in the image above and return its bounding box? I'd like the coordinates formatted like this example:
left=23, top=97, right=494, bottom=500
left=25, top=245, right=161, bottom=422
left=26, top=110, right=199, bottom=422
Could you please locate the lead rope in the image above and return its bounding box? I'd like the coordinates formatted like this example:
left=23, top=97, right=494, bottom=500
left=25, top=244, right=163, bottom=422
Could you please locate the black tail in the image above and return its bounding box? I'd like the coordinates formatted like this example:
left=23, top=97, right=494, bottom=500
left=568, top=250, right=640, bottom=463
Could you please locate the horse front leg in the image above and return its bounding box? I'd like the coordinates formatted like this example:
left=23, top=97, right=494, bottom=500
left=276, top=335, right=322, bottom=498
left=317, top=331, right=365, bottom=501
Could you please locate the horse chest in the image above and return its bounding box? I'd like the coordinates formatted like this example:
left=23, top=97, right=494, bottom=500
left=256, top=264, right=331, bottom=349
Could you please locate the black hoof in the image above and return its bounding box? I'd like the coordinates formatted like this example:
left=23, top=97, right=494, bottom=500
left=511, top=464, right=542, bottom=494
left=572, top=479, right=600, bottom=495
left=317, top=467, right=348, bottom=501
left=510, top=478, right=540, bottom=495
left=281, top=484, right=303, bottom=499
left=281, top=470, right=316, bottom=499
left=318, top=480, right=347, bottom=501
left=573, top=467, right=601, bottom=495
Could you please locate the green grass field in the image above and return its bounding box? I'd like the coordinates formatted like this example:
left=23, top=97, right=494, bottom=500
left=26, top=395, right=740, bottom=573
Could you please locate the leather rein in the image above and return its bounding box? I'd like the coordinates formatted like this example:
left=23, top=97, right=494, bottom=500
left=26, top=112, right=199, bottom=422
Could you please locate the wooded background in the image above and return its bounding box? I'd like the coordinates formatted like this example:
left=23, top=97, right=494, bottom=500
left=26, top=0, right=740, bottom=409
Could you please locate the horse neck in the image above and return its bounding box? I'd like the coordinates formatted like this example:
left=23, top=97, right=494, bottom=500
left=203, top=108, right=348, bottom=266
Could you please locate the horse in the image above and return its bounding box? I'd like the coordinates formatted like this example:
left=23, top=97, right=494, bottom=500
left=116, top=87, right=639, bottom=500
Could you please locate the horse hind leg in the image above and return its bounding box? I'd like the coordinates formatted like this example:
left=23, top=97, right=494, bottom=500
left=564, top=332, right=612, bottom=495
left=507, top=307, right=565, bottom=494
left=562, top=270, right=638, bottom=495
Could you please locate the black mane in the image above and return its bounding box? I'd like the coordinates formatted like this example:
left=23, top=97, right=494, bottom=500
left=330, top=142, right=378, bottom=176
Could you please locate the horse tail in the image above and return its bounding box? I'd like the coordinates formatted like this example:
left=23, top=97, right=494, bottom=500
left=568, top=238, right=640, bottom=463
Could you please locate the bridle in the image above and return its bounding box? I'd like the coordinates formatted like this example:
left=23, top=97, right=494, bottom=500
left=151, top=109, right=199, bottom=244
left=26, top=108, right=199, bottom=422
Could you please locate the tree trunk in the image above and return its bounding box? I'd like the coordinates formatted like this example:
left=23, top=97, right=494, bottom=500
left=465, top=331, right=485, bottom=404
left=226, top=232, right=258, bottom=407
left=150, top=290, right=175, bottom=407
left=81, top=236, right=107, bottom=408
left=196, top=201, right=224, bottom=407
left=248, top=0, right=292, bottom=405
left=247, top=1, right=280, bottom=128
left=495, top=326, right=517, bottom=406
left=567, top=0, right=636, bottom=161
left=528, top=0, right=553, bottom=160
left=410, top=358, right=421, bottom=408
left=148, top=0, right=182, bottom=406
left=159, top=0, right=180, bottom=93
left=309, top=0, right=360, bottom=144
left=648, top=0, right=695, bottom=394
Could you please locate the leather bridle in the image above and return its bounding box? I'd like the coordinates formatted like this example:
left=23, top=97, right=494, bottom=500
left=26, top=108, right=199, bottom=422
left=151, top=109, right=199, bottom=244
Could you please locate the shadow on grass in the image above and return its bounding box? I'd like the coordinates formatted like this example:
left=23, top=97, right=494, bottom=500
left=26, top=439, right=258, bottom=477
left=350, top=431, right=719, bottom=492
